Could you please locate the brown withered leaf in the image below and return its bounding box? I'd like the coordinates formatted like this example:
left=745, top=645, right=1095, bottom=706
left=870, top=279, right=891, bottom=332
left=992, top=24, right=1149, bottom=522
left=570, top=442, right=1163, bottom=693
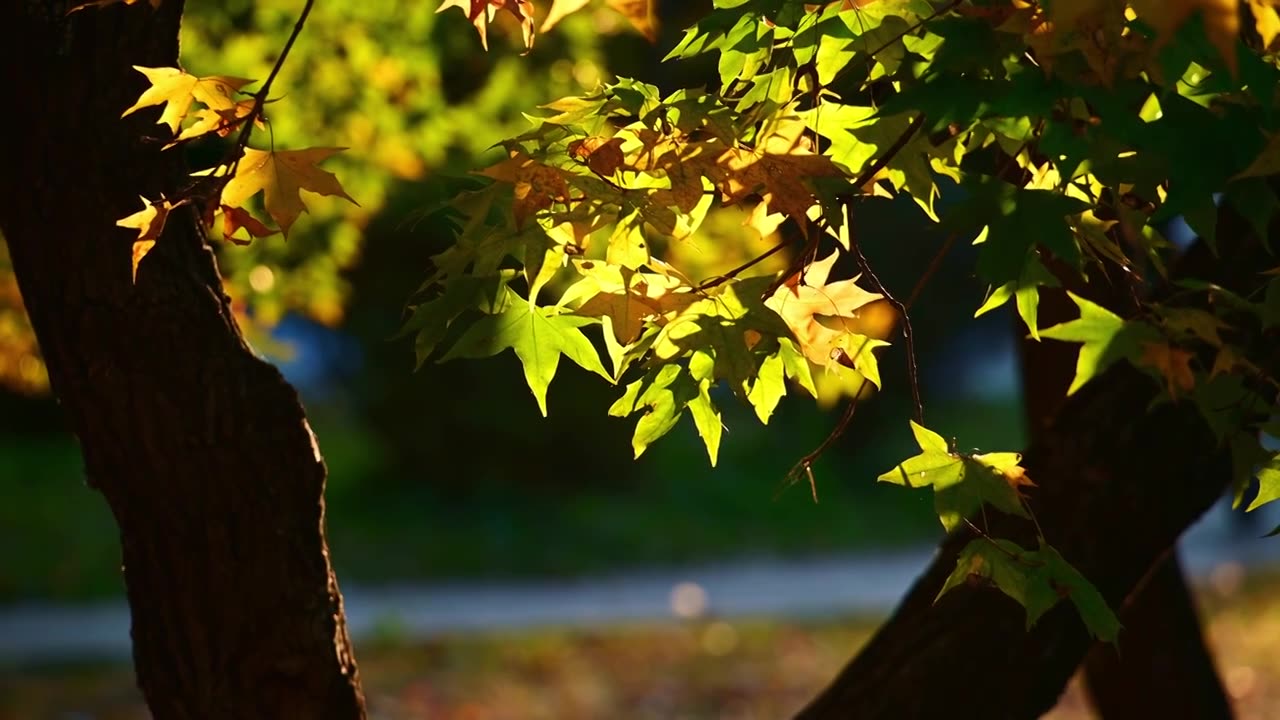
left=477, top=149, right=573, bottom=228
left=569, top=136, right=627, bottom=176
left=717, top=118, right=844, bottom=223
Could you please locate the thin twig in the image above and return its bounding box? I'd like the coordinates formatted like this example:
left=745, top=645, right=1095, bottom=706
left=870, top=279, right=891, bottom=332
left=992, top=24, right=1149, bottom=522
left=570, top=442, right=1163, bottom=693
left=698, top=239, right=788, bottom=291
left=843, top=198, right=924, bottom=424
left=905, top=232, right=957, bottom=309
left=850, top=113, right=926, bottom=190
left=779, top=379, right=866, bottom=502
left=766, top=113, right=926, bottom=298
left=830, top=0, right=964, bottom=87
left=222, top=0, right=316, bottom=183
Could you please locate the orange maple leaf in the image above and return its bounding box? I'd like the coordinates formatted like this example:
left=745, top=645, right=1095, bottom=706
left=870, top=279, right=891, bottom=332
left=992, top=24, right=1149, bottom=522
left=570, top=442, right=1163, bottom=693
left=1138, top=341, right=1196, bottom=399
left=1002, top=465, right=1037, bottom=499
left=437, top=0, right=536, bottom=50
left=221, top=205, right=276, bottom=244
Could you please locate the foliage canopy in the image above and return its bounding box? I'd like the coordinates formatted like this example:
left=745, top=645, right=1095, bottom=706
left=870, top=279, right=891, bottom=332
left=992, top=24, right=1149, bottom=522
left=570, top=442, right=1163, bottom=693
left=80, top=0, right=1280, bottom=645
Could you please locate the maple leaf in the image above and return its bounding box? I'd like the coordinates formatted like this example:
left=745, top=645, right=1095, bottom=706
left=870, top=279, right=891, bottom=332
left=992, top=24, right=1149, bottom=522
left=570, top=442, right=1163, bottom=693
left=442, top=302, right=612, bottom=416
left=167, top=100, right=262, bottom=149
left=765, top=252, right=886, bottom=373
left=1138, top=341, right=1196, bottom=399
left=542, top=0, right=658, bottom=40
left=117, top=195, right=183, bottom=283
left=69, top=0, right=161, bottom=13
left=438, top=0, right=536, bottom=51
left=571, top=269, right=696, bottom=345
left=122, top=66, right=254, bottom=135
left=939, top=538, right=1121, bottom=642
left=569, top=136, right=627, bottom=176
left=1130, top=0, right=1240, bottom=73
left=1039, top=293, right=1157, bottom=395
left=879, top=422, right=1031, bottom=531
left=541, top=0, right=591, bottom=33
left=476, top=150, right=572, bottom=228
left=221, top=205, right=276, bottom=244
left=605, top=0, right=658, bottom=41
left=717, top=119, right=845, bottom=223
left=217, top=147, right=358, bottom=238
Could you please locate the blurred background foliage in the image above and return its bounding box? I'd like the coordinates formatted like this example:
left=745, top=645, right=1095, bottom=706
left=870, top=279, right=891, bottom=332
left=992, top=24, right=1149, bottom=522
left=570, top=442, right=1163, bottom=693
left=0, top=0, right=1027, bottom=602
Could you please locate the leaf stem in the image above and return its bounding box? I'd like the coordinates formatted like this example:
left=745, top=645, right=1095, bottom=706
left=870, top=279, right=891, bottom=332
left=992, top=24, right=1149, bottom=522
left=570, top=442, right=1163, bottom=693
left=224, top=0, right=316, bottom=182
left=842, top=199, right=924, bottom=425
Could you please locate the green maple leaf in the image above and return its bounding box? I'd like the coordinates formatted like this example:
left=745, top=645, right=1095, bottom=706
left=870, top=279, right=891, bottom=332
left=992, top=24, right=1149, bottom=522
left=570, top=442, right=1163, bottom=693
left=975, top=254, right=1061, bottom=340
left=1039, top=293, right=1156, bottom=394
left=878, top=421, right=962, bottom=488
left=610, top=364, right=700, bottom=460
left=880, top=422, right=1030, bottom=531
left=939, top=539, right=1120, bottom=643
left=1248, top=451, right=1280, bottom=512
left=442, top=301, right=611, bottom=416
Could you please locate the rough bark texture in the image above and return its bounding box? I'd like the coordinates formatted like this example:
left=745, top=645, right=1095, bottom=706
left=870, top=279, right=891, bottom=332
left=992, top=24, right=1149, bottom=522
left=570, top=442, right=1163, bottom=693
left=0, top=3, right=366, bottom=718
left=1023, top=274, right=1231, bottom=719
left=796, top=363, right=1228, bottom=720
left=796, top=217, right=1269, bottom=717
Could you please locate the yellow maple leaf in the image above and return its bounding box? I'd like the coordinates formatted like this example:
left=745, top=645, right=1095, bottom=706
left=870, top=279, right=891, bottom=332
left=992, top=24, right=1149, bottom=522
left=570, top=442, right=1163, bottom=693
left=1130, top=0, right=1239, bottom=74
left=219, top=148, right=358, bottom=238
left=117, top=195, right=183, bottom=283
left=541, top=0, right=657, bottom=40
left=765, top=252, right=886, bottom=367
left=1249, top=0, right=1280, bottom=49
left=1002, top=464, right=1037, bottom=498
left=122, top=66, right=254, bottom=135
left=69, top=0, right=161, bottom=13
left=167, top=99, right=262, bottom=149
left=541, top=0, right=591, bottom=33
left=1138, top=341, right=1196, bottom=399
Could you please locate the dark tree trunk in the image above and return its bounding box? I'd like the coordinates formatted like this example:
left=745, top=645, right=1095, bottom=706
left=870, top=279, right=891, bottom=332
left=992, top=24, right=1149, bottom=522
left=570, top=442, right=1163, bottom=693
left=1083, top=552, right=1232, bottom=719
left=1022, top=270, right=1231, bottom=719
left=0, top=3, right=366, bottom=719
left=796, top=215, right=1269, bottom=718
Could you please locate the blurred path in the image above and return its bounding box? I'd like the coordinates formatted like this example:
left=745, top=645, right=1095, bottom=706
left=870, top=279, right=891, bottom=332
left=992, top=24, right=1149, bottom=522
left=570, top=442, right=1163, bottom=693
left=2, top=499, right=1278, bottom=665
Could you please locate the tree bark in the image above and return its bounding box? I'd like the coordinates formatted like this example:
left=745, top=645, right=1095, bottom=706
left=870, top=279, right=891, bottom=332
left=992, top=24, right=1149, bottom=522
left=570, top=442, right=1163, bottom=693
left=1022, top=271, right=1231, bottom=719
left=796, top=219, right=1268, bottom=718
left=0, top=3, right=366, bottom=718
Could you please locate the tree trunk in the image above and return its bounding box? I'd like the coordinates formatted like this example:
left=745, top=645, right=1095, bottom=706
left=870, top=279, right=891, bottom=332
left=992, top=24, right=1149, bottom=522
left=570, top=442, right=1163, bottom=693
left=796, top=216, right=1268, bottom=718
left=1022, top=269, right=1231, bottom=719
left=0, top=3, right=366, bottom=718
